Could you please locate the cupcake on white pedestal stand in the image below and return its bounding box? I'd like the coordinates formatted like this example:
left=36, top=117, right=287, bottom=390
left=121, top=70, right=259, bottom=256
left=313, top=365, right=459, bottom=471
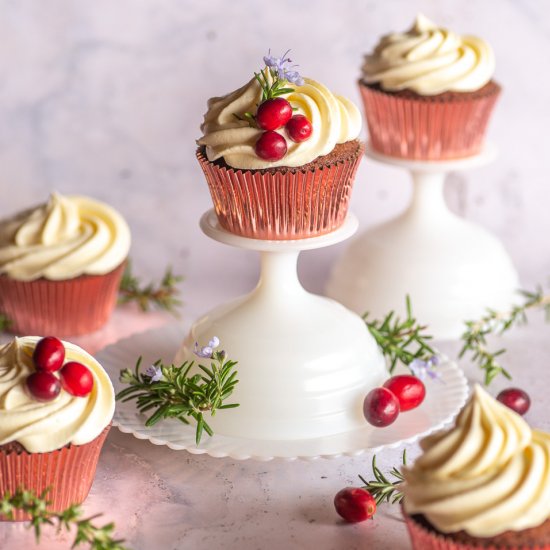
left=326, top=144, right=520, bottom=340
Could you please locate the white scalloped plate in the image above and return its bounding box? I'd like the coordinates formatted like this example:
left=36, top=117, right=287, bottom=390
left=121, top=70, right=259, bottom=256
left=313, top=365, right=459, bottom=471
left=97, top=324, right=469, bottom=461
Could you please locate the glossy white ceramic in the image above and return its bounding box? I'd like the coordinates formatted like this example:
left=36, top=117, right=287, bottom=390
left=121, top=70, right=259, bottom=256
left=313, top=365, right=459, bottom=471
left=98, top=323, right=469, bottom=461
left=326, top=144, right=520, bottom=340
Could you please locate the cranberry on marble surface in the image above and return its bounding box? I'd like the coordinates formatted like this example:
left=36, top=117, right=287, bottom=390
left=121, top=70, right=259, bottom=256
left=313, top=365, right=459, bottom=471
left=334, top=487, right=376, bottom=523
left=497, top=387, right=531, bottom=416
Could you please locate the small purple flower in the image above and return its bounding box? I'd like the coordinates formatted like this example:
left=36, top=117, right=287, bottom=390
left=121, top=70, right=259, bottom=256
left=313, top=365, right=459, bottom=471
left=194, top=336, right=221, bottom=359
left=144, top=364, right=163, bottom=383
left=263, top=49, right=304, bottom=86
left=409, top=355, right=442, bottom=383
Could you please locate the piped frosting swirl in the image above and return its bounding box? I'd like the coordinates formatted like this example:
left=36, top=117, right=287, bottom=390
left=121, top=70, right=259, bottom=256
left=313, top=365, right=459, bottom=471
left=198, top=70, right=361, bottom=170
left=402, top=385, right=550, bottom=537
left=0, top=337, right=115, bottom=453
left=0, top=193, right=131, bottom=281
left=362, top=14, right=495, bottom=95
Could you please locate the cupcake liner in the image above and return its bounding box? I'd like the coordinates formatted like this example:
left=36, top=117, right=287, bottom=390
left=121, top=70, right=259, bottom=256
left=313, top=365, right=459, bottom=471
left=0, top=262, right=126, bottom=337
left=0, top=425, right=110, bottom=522
left=197, top=144, right=364, bottom=240
left=359, top=82, right=501, bottom=160
left=404, top=512, right=550, bottom=550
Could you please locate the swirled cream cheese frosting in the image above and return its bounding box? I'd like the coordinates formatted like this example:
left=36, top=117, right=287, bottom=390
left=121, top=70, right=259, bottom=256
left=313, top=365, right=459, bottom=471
left=362, top=14, right=495, bottom=95
left=0, top=192, right=131, bottom=282
left=402, top=385, right=550, bottom=537
left=198, top=70, right=361, bottom=170
left=0, top=337, right=115, bottom=453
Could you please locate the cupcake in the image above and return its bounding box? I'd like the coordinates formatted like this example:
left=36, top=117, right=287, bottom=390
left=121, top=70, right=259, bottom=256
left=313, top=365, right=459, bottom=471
left=0, top=192, right=131, bottom=336
left=197, top=50, right=363, bottom=240
left=401, top=385, right=550, bottom=549
left=0, top=336, right=115, bottom=521
left=360, top=14, right=500, bottom=160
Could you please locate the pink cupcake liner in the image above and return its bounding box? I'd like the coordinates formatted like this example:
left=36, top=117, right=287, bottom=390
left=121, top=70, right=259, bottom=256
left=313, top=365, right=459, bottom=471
left=0, top=262, right=126, bottom=337
left=359, top=82, right=500, bottom=160
left=0, top=425, right=111, bottom=522
left=404, top=512, right=550, bottom=550
left=197, top=145, right=364, bottom=240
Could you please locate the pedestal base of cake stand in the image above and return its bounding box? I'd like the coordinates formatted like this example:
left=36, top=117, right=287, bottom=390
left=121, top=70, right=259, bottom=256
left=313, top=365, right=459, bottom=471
left=326, top=144, right=520, bottom=340
left=173, top=210, right=387, bottom=441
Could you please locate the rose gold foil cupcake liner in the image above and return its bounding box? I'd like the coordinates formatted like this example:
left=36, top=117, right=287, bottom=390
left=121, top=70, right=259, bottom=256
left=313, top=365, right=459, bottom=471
left=197, top=145, right=364, bottom=240
left=0, top=262, right=125, bottom=337
left=359, top=83, right=500, bottom=160
left=404, top=512, right=550, bottom=550
left=0, top=425, right=110, bottom=522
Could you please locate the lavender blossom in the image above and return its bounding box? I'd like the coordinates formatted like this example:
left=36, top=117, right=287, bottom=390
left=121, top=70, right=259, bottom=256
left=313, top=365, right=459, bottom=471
left=194, top=336, right=221, bottom=359
left=144, top=364, right=163, bottom=383
left=263, top=49, right=304, bottom=85
left=409, top=355, right=442, bottom=382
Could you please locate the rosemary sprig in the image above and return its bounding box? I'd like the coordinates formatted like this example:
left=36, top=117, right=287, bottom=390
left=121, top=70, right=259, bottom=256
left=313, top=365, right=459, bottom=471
left=118, top=261, right=183, bottom=314
left=459, top=286, right=550, bottom=385
left=0, top=312, right=11, bottom=331
left=0, top=488, right=126, bottom=549
left=364, top=296, right=435, bottom=373
left=254, top=69, right=294, bottom=102
left=359, top=451, right=407, bottom=506
left=117, top=348, right=239, bottom=445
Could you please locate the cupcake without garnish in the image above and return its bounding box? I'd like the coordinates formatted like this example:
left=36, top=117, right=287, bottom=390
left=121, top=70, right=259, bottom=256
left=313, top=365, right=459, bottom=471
left=197, top=50, right=363, bottom=240
left=360, top=14, right=500, bottom=160
left=401, top=385, right=550, bottom=549
left=0, top=336, right=115, bottom=521
left=0, top=192, right=131, bottom=336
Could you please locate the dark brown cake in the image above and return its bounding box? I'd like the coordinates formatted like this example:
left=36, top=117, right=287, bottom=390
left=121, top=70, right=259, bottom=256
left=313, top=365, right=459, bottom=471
left=0, top=441, right=27, bottom=455
left=409, top=512, right=550, bottom=548
left=203, top=139, right=363, bottom=174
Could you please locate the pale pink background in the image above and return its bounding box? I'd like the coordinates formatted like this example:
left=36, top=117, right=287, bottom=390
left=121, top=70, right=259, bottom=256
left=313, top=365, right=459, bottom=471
left=1, top=1, right=549, bottom=548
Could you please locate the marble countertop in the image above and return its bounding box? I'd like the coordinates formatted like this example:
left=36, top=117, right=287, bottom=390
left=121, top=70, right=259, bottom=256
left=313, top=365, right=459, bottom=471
left=1, top=315, right=549, bottom=550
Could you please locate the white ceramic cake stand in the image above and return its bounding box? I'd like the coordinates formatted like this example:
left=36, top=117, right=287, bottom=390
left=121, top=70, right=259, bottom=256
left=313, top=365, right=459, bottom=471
left=98, top=209, right=469, bottom=461
left=326, top=144, right=520, bottom=340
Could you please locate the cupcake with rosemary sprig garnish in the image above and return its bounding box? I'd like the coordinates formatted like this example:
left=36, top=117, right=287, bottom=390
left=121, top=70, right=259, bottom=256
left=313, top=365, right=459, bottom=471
left=197, top=49, right=363, bottom=240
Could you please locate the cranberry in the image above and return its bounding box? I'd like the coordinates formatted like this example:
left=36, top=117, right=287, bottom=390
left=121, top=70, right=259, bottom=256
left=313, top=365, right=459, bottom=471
left=363, top=387, right=400, bottom=427
left=334, top=487, right=376, bottom=523
left=497, top=388, right=531, bottom=416
left=286, top=115, right=313, bottom=142
left=60, top=362, right=94, bottom=397
left=255, top=131, right=287, bottom=161
left=383, top=375, right=426, bottom=412
left=33, top=336, right=65, bottom=373
left=256, top=98, right=293, bottom=131
left=26, top=371, right=61, bottom=402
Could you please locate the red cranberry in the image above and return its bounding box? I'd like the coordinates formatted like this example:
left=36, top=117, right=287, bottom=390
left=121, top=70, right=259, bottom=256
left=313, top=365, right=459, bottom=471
left=33, top=336, right=65, bottom=373
left=256, top=98, right=293, bottom=131
left=26, top=371, right=61, bottom=402
left=255, top=131, right=287, bottom=161
left=497, top=388, right=531, bottom=416
left=363, top=387, right=400, bottom=427
left=334, top=487, right=376, bottom=523
left=60, top=362, right=94, bottom=397
left=383, top=375, right=426, bottom=412
left=286, top=115, right=313, bottom=142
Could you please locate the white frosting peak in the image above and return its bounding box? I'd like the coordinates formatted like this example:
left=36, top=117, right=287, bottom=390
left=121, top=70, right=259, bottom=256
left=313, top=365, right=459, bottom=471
left=0, top=193, right=131, bottom=281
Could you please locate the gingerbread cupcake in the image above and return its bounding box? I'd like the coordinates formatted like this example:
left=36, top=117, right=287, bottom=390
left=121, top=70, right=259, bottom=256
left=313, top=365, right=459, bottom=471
left=401, top=385, right=550, bottom=549
left=360, top=15, right=500, bottom=160
left=197, top=50, right=363, bottom=240
left=0, top=336, right=115, bottom=521
left=0, top=192, right=131, bottom=336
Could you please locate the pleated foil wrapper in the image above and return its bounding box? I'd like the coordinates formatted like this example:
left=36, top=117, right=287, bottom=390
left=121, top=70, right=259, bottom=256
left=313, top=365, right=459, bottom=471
left=359, top=82, right=501, bottom=160
left=197, top=144, right=364, bottom=240
left=0, top=425, right=110, bottom=521
left=404, top=512, right=550, bottom=550
left=0, top=262, right=125, bottom=337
